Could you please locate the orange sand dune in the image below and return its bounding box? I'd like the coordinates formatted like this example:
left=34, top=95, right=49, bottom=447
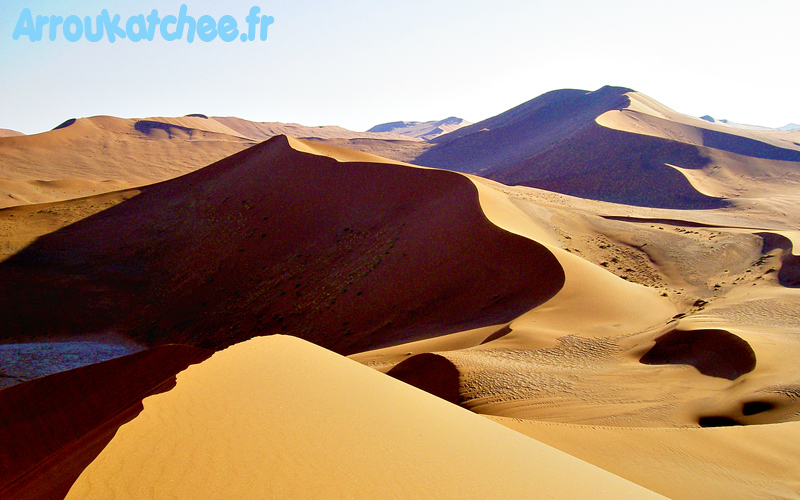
left=0, top=135, right=565, bottom=354
left=0, top=129, right=24, bottom=138
left=0, top=345, right=211, bottom=500
left=0, top=178, right=129, bottom=208
left=0, top=116, right=254, bottom=208
left=63, top=335, right=667, bottom=500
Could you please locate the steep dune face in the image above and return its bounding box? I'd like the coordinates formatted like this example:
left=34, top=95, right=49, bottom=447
left=417, top=86, right=632, bottom=174
left=63, top=336, right=668, bottom=500
left=0, top=345, right=212, bottom=500
left=0, top=136, right=565, bottom=354
left=414, top=86, right=800, bottom=208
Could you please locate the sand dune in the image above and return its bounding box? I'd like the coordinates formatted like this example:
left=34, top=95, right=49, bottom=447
left=63, top=335, right=667, bottom=500
left=0, top=178, right=129, bottom=208
left=3, top=88, right=800, bottom=498
left=0, top=135, right=565, bottom=354
left=0, top=116, right=254, bottom=208
left=0, top=129, right=24, bottom=138
left=213, top=116, right=417, bottom=141
left=0, top=345, right=211, bottom=500
left=412, top=86, right=800, bottom=208
left=367, top=116, right=471, bottom=140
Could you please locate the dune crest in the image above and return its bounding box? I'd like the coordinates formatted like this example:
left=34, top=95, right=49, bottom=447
left=0, top=135, right=565, bottom=354
left=64, top=335, right=667, bottom=500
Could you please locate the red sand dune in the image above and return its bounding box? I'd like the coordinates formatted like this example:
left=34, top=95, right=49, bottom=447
left=0, top=136, right=565, bottom=354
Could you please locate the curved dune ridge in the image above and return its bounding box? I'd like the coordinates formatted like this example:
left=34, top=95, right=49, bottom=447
left=0, top=135, right=565, bottom=354
left=640, top=328, right=757, bottom=380
left=411, top=86, right=800, bottom=208
left=0, top=345, right=212, bottom=500
left=412, top=86, right=730, bottom=208
left=63, top=335, right=667, bottom=500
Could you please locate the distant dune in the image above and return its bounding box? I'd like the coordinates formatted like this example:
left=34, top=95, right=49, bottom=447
left=212, top=116, right=417, bottom=142
left=0, top=116, right=255, bottom=208
left=0, top=115, right=425, bottom=209
left=0, top=129, right=24, bottom=138
left=367, top=117, right=471, bottom=140
left=412, top=86, right=800, bottom=208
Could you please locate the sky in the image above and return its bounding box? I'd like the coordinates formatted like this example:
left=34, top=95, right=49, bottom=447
left=0, top=0, right=798, bottom=135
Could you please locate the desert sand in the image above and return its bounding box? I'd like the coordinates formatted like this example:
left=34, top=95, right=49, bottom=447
left=62, top=335, right=667, bottom=500
left=2, top=87, right=800, bottom=499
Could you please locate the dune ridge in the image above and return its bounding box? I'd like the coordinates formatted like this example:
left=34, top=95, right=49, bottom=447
left=63, top=335, right=668, bottom=500
left=0, top=135, right=565, bottom=355
left=411, top=86, right=800, bottom=208
left=0, top=345, right=212, bottom=500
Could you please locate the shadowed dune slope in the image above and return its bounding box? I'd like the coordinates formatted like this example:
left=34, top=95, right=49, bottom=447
left=417, top=86, right=632, bottom=173
left=757, top=232, right=800, bottom=287
left=0, top=136, right=565, bottom=354
left=414, top=86, right=800, bottom=208
left=63, top=335, right=667, bottom=500
left=0, top=345, right=212, bottom=500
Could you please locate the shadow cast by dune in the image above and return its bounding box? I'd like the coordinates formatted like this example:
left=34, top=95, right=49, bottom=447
left=756, top=232, right=800, bottom=287
left=640, top=328, right=756, bottom=380
left=386, top=353, right=461, bottom=404
left=0, top=345, right=212, bottom=500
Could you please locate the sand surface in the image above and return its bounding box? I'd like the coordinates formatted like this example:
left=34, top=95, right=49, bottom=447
left=2, top=87, right=800, bottom=498
left=64, top=336, right=667, bottom=500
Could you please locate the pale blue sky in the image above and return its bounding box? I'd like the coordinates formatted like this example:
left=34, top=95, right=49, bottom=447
left=1, top=0, right=798, bottom=134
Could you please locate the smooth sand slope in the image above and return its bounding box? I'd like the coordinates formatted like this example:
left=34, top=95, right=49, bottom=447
left=63, top=335, right=667, bottom=500
left=493, top=417, right=800, bottom=500
left=0, top=135, right=565, bottom=354
left=0, top=345, right=212, bottom=500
